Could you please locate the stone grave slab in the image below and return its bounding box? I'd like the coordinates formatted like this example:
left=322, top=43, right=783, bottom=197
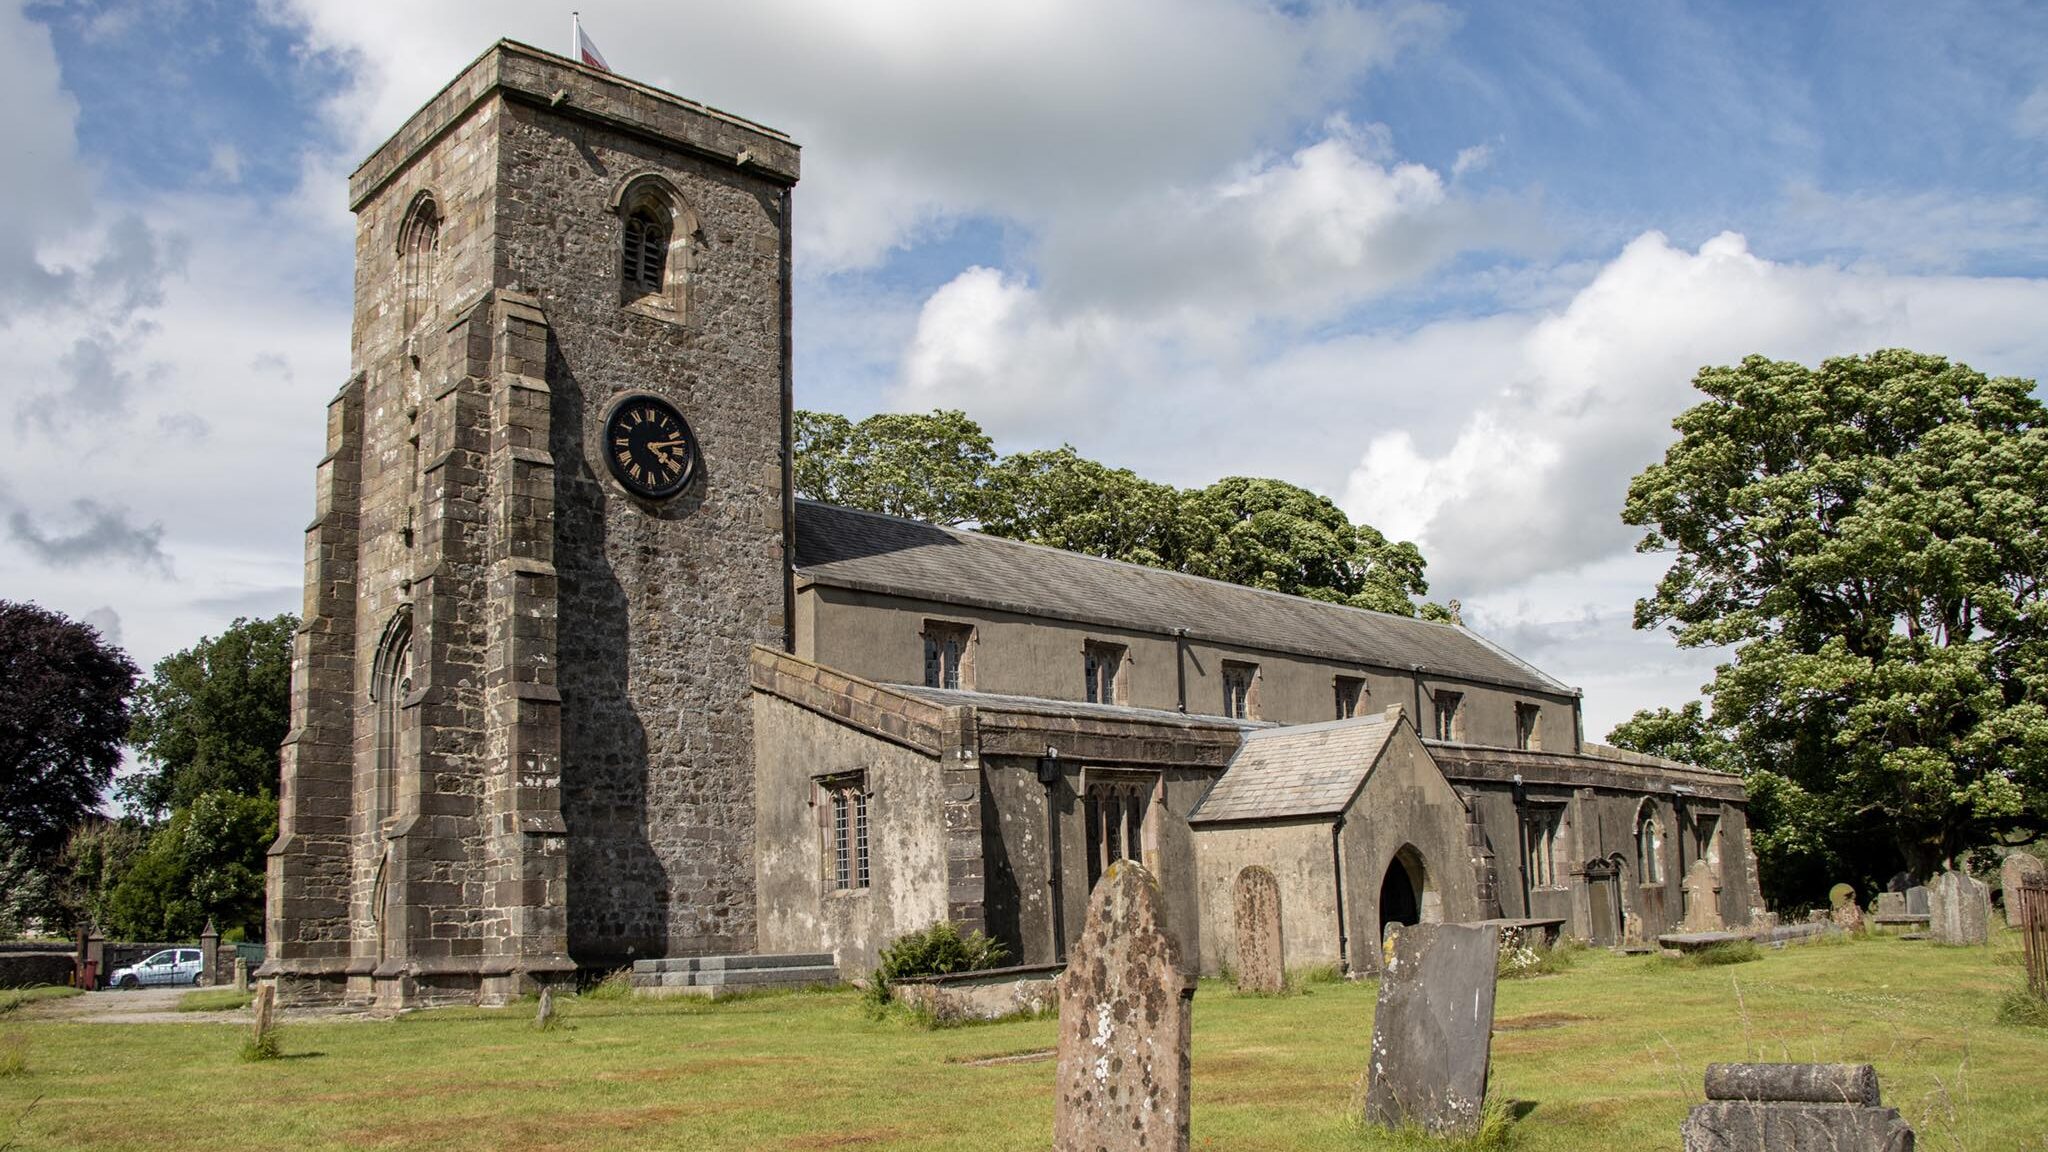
left=1055, top=861, right=1194, bottom=1152
left=1905, top=886, right=1930, bottom=917
left=1929, top=870, right=1989, bottom=946
left=1233, top=865, right=1284, bottom=994
left=1363, top=922, right=1501, bottom=1137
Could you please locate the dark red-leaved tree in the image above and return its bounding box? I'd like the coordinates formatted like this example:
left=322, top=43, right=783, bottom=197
left=0, top=602, right=137, bottom=854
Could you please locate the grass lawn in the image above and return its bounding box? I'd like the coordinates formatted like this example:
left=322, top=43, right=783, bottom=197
left=0, top=931, right=2043, bottom=1151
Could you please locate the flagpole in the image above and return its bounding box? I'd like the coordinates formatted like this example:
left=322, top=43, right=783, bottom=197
left=571, top=11, right=581, bottom=59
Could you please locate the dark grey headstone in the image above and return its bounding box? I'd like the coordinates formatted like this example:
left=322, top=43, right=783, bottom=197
left=1905, top=886, right=1931, bottom=916
left=1363, top=922, right=1501, bottom=1136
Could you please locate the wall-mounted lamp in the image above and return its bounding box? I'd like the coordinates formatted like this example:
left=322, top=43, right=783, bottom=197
left=1036, top=746, right=1061, bottom=784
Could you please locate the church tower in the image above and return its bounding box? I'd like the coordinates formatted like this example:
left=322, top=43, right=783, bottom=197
left=266, top=41, right=799, bottom=1006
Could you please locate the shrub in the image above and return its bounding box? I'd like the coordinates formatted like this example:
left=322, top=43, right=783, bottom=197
left=864, top=922, right=1008, bottom=1010
left=1995, top=986, right=2048, bottom=1029
left=238, top=1031, right=281, bottom=1062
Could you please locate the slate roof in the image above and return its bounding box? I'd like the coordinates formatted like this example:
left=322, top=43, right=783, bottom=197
left=1187, top=714, right=1399, bottom=824
left=792, top=501, right=1572, bottom=696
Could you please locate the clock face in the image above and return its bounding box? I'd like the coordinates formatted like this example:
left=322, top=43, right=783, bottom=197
left=602, top=394, right=697, bottom=499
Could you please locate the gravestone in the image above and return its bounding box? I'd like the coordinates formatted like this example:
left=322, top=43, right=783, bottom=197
left=1363, top=922, right=1502, bottom=1137
left=535, top=984, right=557, bottom=1029
left=1054, top=861, right=1194, bottom=1152
left=1830, top=886, right=1864, bottom=934
left=1233, top=865, right=1285, bottom=994
left=1905, top=886, right=1931, bottom=917
left=1682, top=860, right=1724, bottom=932
left=250, top=984, right=277, bottom=1048
left=199, top=919, right=219, bottom=987
left=1681, top=1062, right=1914, bottom=1151
left=1928, top=870, right=1989, bottom=946
left=2002, top=853, right=2045, bottom=929
left=1875, top=892, right=1906, bottom=919
left=232, top=957, right=249, bottom=993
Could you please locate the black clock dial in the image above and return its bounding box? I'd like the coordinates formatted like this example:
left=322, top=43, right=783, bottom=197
left=602, top=394, right=697, bottom=499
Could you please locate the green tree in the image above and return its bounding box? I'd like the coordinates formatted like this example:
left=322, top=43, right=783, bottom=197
left=792, top=409, right=999, bottom=526
left=103, top=791, right=277, bottom=940
left=1622, top=350, right=2048, bottom=900
left=0, top=601, right=137, bottom=855
left=1177, top=477, right=1434, bottom=614
left=57, top=819, right=148, bottom=934
left=794, top=409, right=1444, bottom=617
left=981, top=446, right=1182, bottom=568
left=124, top=614, right=296, bottom=819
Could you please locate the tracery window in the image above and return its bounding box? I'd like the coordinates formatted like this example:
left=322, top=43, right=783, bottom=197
left=1433, top=690, right=1463, bottom=741
left=1335, top=675, right=1367, bottom=719
left=370, top=611, right=414, bottom=824
left=819, top=774, right=869, bottom=891
left=1637, top=806, right=1665, bottom=885
left=1084, top=641, right=1126, bottom=705
left=1523, top=806, right=1562, bottom=888
left=1515, top=702, right=1542, bottom=750
left=1084, top=777, right=1151, bottom=890
left=398, top=194, right=440, bottom=332
left=1222, top=661, right=1258, bottom=720
left=922, top=621, right=972, bottom=691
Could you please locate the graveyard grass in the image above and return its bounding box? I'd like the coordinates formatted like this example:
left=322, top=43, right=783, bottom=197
left=4, top=931, right=2046, bottom=1151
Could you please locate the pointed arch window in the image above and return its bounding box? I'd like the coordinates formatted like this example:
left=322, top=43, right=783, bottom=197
left=370, top=611, right=414, bottom=825
left=609, top=173, right=698, bottom=318
left=398, top=193, right=441, bottom=333
left=1636, top=804, right=1665, bottom=885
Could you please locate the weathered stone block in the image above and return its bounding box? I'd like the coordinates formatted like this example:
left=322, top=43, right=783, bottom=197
left=1928, top=870, right=1989, bottom=945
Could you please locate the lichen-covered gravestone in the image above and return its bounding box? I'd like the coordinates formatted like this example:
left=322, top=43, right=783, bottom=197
left=1875, top=891, right=1907, bottom=920
left=1929, top=870, right=1990, bottom=945
left=1055, top=861, right=1194, bottom=1152
left=2002, top=853, right=2046, bottom=929
left=1233, top=865, right=1284, bottom=995
left=1829, top=886, right=1864, bottom=934
left=1363, top=923, right=1502, bottom=1137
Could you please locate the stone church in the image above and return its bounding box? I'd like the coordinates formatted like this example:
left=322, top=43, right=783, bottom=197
left=264, top=41, right=1760, bottom=1007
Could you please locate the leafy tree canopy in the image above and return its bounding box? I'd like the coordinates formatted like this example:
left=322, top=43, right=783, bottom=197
left=1619, top=349, right=2048, bottom=899
left=124, top=614, right=296, bottom=819
left=103, top=790, right=276, bottom=940
left=0, top=601, right=137, bottom=855
left=796, top=410, right=1443, bottom=617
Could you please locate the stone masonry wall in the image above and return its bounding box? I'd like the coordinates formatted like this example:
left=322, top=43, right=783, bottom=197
left=491, top=84, right=794, bottom=967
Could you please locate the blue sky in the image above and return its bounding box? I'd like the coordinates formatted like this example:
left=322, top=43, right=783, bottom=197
left=4, top=0, right=2047, bottom=737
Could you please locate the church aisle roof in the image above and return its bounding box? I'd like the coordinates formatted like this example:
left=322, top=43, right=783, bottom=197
left=1187, top=714, right=1399, bottom=823
left=792, top=500, right=1573, bottom=695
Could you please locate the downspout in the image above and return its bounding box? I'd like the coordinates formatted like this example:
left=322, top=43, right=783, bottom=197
left=1330, top=815, right=1350, bottom=974
left=1174, top=628, right=1189, bottom=714
left=778, top=185, right=797, bottom=655
left=1411, top=666, right=1425, bottom=736
left=1038, top=748, right=1065, bottom=962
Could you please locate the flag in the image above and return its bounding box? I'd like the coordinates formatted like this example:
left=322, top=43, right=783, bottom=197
left=572, top=13, right=611, bottom=72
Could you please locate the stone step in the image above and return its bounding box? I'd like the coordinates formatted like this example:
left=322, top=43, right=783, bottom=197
left=631, top=964, right=842, bottom=989
left=630, top=953, right=834, bottom=976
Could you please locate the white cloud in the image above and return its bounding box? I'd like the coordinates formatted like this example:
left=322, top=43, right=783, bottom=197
left=271, top=0, right=1452, bottom=271
left=1344, top=231, right=2048, bottom=596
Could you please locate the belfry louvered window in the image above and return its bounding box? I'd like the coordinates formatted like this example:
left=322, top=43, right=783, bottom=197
left=622, top=208, right=669, bottom=299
